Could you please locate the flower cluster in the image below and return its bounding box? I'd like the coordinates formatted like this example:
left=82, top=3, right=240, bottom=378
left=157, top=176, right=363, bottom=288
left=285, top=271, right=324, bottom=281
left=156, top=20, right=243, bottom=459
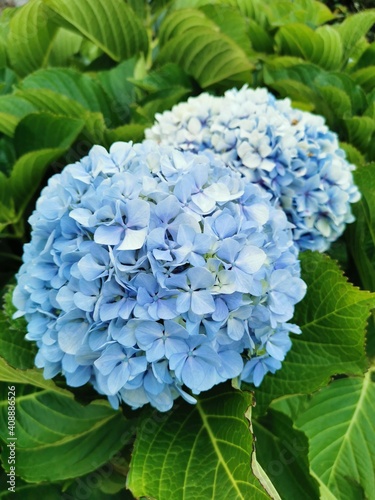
left=13, top=141, right=306, bottom=411
left=146, top=86, right=360, bottom=252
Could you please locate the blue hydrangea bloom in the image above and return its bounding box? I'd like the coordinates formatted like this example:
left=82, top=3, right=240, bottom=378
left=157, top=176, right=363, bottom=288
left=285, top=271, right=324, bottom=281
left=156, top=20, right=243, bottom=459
left=146, top=86, right=360, bottom=252
left=13, top=141, right=306, bottom=411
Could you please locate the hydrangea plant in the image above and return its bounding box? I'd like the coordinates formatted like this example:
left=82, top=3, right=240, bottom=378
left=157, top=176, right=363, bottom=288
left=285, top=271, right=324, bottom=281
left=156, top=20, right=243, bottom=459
left=146, top=86, right=361, bottom=252
left=13, top=141, right=306, bottom=411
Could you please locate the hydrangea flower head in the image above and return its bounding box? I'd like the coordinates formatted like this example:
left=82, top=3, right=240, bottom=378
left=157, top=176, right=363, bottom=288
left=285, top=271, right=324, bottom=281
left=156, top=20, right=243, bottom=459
left=13, top=141, right=306, bottom=411
left=146, top=86, right=360, bottom=252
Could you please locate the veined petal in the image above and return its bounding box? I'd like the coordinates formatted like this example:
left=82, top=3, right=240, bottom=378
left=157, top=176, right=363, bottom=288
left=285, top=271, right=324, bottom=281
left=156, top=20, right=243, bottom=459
left=94, top=225, right=124, bottom=245
left=117, top=228, right=148, bottom=251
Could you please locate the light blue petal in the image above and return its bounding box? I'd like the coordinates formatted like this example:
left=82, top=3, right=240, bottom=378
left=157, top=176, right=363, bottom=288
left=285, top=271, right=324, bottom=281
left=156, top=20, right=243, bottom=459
left=107, top=362, right=130, bottom=394
left=135, top=322, right=164, bottom=347
left=94, top=225, right=124, bottom=245
left=117, top=228, right=148, bottom=251
left=191, top=291, right=215, bottom=315
left=125, top=199, right=150, bottom=228
left=187, top=267, right=215, bottom=290
left=176, top=292, right=191, bottom=314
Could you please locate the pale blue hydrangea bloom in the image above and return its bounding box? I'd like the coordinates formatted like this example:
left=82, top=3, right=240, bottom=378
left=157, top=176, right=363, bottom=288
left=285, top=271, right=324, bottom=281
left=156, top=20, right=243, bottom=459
left=146, top=86, right=360, bottom=252
left=13, top=141, right=306, bottom=411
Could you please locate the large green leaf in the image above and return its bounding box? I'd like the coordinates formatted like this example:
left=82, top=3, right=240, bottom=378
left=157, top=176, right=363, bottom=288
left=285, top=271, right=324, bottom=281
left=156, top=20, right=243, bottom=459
left=247, top=19, right=274, bottom=54
left=348, top=164, right=375, bottom=293
left=0, top=360, right=134, bottom=483
left=43, top=0, right=148, bottom=62
left=275, top=23, right=343, bottom=70
left=0, top=68, right=18, bottom=96
left=19, top=68, right=115, bottom=124
left=266, top=0, right=334, bottom=28
left=344, top=116, right=375, bottom=152
left=8, top=113, right=84, bottom=217
left=296, top=372, right=375, bottom=500
left=0, top=172, right=15, bottom=232
left=131, top=63, right=193, bottom=121
left=253, top=409, right=320, bottom=500
left=48, top=28, right=83, bottom=67
left=199, top=3, right=253, bottom=57
left=263, top=62, right=368, bottom=131
left=235, top=0, right=269, bottom=27
left=158, top=9, right=253, bottom=88
left=10, top=149, right=65, bottom=215
left=337, top=10, right=375, bottom=64
left=97, top=58, right=138, bottom=123
left=252, top=252, right=374, bottom=415
left=14, top=112, right=85, bottom=156
left=14, top=88, right=107, bottom=144
left=0, top=96, right=37, bottom=137
left=7, top=0, right=58, bottom=76
left=351, top=67, right=375, bottom=93
left=104, top=124, right=147, bottom=146
left=347, top=163, right=375, bottom=358
left=0, top=287, right=34, bottom=370
left=0, top=476, right=62, bottom=500
left=353, top=42, right=375, bottom=71
left=128, top=388, right=276, bottom=500
left=0, top=137, right=16, bottom=176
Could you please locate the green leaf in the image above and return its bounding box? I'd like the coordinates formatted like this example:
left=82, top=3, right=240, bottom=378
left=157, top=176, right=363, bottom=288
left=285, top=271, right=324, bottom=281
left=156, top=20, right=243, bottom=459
left=0, top=378, right=134, bottom=482
left=0, top=68, right=19, bottom=96
left=235, top=0, right=269, bottom=28
left=97, top=58, right=138, bottom=126
left=353, top=42, right=375, bottom=71
left=128, top=388, right=274, bottom=500
left=14, top=112, right=85, bottom=157
left=19, top=68, right=115, bottom=125
left=247, top=19, right=274, bottom=54
left=263, top=62, right=320, bottom=105
left=199, top=4, right=253, bottom=57
left=0, top=287, right=34, bottom=370
left=105, top=124, right=147, bottom=145
left=296, top=372, right=375, bottom=500
left=48, top=27, right=83, bottom=67
left=337, top=10, right=375, bottom=64
left=0, top=136, right=16, bottom=176
left=314, top=72, right=367, bottom=116
left=314, top=85, right=351, bottom=125
left=158, top=9, right=253, bottom=88
left=344, top=116, right=375, bottom=152
left=253, top=409, right=320, bottom=500
left=266, top=0, right=334, bottom=28
left=129, top=63, right=193, bottom=120
left=0, top=173, right=15, bottom=232
left=347, top=164, right=375, bottom=292
left=136, top=87, right=191, bottom=121
left=339, top=142, right=365, bottom=167
left=130, top=63, right=192, bottom=93
left=0, top=95, right=37, bottom=136
left=0, top=476, right=63, bottom=499
left=7, top=0, right=58, bottom=77
left=275, top=23, right=343, bottom=71
left=0, top=357, right=71, bottom=393
left=13, top=88, right=105, bottom=144
left=10, top=149, right=65, bottom=215
left=43, top=0, right=148, bottom=62
left=126, top=0, right=147, bottom=19
left=252, top=252, right=374, bottom=415
left=313, top=26, right=343, bottom=70
left=351, top=67, right=375, bottom=93
left=14, top=88, right=87, bottom=117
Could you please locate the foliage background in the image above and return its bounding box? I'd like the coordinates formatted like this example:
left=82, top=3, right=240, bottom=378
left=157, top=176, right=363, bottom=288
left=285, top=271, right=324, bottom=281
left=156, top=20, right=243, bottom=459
left=0, top=0, right=374, bottom=498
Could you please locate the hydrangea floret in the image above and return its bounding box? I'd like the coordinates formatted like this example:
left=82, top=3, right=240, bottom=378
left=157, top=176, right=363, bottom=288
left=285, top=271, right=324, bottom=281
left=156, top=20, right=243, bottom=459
left=13, top=141, right=306, bottom=411
left=146, top=86, right=361, bottom=252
